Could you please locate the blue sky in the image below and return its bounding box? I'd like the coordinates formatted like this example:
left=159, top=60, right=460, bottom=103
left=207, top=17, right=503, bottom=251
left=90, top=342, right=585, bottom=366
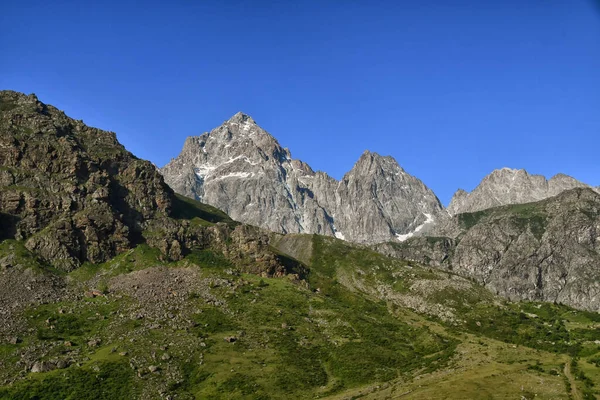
left=2, top=0, right=599, bottom=205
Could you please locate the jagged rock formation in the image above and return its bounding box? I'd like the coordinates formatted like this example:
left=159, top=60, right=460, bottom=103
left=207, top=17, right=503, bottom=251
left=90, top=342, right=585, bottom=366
left=0, top=90, right=174, bottom=270
left=0, top=91, right=301, bottom=276
left=5, top=90, right=599, bottom=314
left=375, top=188, right=600, bottom=312
left=161, top=112, right=444, bottom=244
left=448, top=168, right=595, bottom=215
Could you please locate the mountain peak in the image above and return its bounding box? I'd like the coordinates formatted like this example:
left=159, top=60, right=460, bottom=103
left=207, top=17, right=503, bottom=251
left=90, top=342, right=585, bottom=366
left=353, top=150, right=404, bottom=174
left=492, top=167, right=525, bottom=175
left=449, top=168, right=592, bottom=215
left=162, top=116, right=442, bottom=244
left=357, top=149, right=375, bottom=161
left=227, top=111, right=255, bottom=125
left=549, top=172, right=575, bottom=181
left=357, top=149, right=392, bottom=163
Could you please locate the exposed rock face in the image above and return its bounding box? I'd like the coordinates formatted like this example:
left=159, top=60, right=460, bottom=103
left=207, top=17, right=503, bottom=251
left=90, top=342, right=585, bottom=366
left=321, top=151, right=445, bottom=244
left=376, top=188, right=600, bottom=312
left=448, top=168, right=595, bottom=215
left=161, top=112, right=333, bottom=238
left=161, top=112, right=444, bottom=244
left=0, top=92, right=304, bottom=278
left=0, top=90, right=172, bottom=270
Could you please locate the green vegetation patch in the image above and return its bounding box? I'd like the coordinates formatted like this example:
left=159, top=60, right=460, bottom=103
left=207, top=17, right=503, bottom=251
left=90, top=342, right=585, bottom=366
left=0, top=240, right=50, bottom=273
left=0, top=360, right=135, bottom=400
left=184, top=248, right=234, bottom=269
left=26, top=300, right=117, bottom=343
left=457, top=210, right=488, bottom=229
left=511, top=212, right=547, bottom=240
left=449, top=301, right=599, bottom=356
left=457, top=201, right=549, bottom=239
left=191, top=308, right=240, bottom=335
left=309, top=234, right=412, bottom=295
left=69, top=244, right=164, bottom=282
left=171, top=193, right=237, bottom=226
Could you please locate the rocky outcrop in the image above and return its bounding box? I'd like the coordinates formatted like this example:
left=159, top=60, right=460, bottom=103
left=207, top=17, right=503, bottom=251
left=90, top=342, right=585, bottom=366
left=448, top=168, right=595, bottom=215
left=0, top=91, right=302, bottom=278
left=321, top=151, right=446, bottom=243
left=143, top=216, right=307, bottom=279
left=0, top=90, right=173, bottom=271
left=376, top=188, right=600, bottom=312
left=375, top=236, right=456, bottom=268
left=161, top=112, right=445, bottom=244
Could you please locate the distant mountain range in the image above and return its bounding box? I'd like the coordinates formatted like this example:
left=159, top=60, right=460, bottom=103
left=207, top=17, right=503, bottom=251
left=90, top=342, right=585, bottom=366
left=2, top=91, right=599, bottom=399
left=161, top=112, right=598, bottom=243
left=159, top=113, right=600, bottom=313
left=448, top=167, right=598, bottom=215
left=161, top=112, right=445, bottom=244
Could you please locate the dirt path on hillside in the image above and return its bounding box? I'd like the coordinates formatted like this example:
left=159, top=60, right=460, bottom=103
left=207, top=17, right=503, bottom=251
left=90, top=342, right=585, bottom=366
left=564, top=361, right=582, bottom=400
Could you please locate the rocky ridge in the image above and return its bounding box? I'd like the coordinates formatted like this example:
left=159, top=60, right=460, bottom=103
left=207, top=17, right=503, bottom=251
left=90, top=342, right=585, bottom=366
left=448, top=167, right=597, bottom=215
left=0, top=91, right=599, bottom=399
left=3, top=90, right=599, bottom=315
left=161, top=112, right=445, bottom=244
left=375, top=188, right=600, bottom=312
left=0, top=91, right=300, bottom=277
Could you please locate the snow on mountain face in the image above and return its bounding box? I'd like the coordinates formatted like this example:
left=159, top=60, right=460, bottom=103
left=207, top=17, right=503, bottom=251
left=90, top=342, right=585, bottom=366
left=160, top=113, right=445, bottom=244
left=447, top=168, right=595, bottom=215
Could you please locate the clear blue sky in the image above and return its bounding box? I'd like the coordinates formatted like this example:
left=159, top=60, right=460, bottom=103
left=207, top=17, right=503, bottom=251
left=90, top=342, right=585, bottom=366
left=2, top=0, right=599, bottom=205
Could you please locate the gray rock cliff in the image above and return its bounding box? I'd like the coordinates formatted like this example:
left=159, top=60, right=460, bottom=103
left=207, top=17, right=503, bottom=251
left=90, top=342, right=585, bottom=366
left=448, top=168, right=595, bottom=215
left=160, top=113, right=445, bottom=244
left=376, top=188, right=600, bottom=312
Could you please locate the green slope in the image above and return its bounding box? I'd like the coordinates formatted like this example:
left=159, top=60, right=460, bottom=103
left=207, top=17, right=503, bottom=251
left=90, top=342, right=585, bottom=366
left=0, top=223, right=599, bottom=399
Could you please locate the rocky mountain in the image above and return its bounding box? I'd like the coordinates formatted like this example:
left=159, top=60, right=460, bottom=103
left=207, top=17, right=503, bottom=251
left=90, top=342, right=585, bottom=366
left=1, top=91, right=600, bottom=399
left=0, top=91, right=302, bottom=277
left=161, top=112, right=445, bottom=244
left=376, top=187, right=600, bottom=312
left=0, top=90, right=171, bottom=271
left=448, top=167, right=595, bottom=215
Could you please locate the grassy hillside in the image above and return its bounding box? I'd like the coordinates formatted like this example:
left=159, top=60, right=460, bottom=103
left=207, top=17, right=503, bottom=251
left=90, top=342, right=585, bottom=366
left=0, top=224, right=599, bottom=399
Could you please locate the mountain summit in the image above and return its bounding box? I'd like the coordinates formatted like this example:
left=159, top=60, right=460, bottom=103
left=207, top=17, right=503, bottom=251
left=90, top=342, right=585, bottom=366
left=227, top=111, right=255, bottom=124
left=447, top=168, right=595, bottom=215
left=161, top=113, right=444, bottom=244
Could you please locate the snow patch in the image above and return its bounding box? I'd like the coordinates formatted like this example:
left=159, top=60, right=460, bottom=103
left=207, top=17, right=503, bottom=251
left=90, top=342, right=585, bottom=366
left=194, top=164, right=217, bottom=178
left=332, top=224, right=346, bottom=241
left=210, top=172, right=255, bottom=181
left=196, top=156, right=258, bottom=174
left=297, top=176, right=313, bottom=185
left=395, top=232, right=414, bottom=242
left=193, top=155, right=262, bottom=183
left=222, top=155, right=259, bottom=166
left=395, top=213, right=434, bottom=242
left=421, top=213, right=434, bottom=226
left=282, top=178, right=296, bottom=206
